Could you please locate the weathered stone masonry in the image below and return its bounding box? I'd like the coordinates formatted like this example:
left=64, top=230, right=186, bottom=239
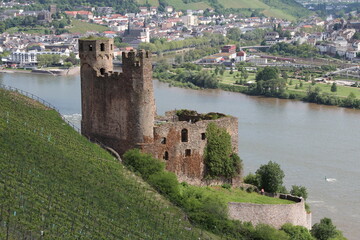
left=228, top=195, right=312, bottom=229
left=140, top=111, right=239, bottom=185
left=79, top=38, right=239, bottom=185
left=79, top=38, right=155, bottom=156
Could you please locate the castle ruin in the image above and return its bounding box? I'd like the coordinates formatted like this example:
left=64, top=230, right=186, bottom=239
left=79, top=37, right=239, bottom=185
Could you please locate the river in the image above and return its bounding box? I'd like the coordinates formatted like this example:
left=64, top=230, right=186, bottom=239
left=1, top=72, right=359, bottom=240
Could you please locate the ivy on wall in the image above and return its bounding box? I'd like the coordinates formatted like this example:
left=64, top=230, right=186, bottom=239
left=204, top=123, right=242, bottom=179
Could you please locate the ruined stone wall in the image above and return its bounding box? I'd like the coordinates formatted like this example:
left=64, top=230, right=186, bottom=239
left=140, top=116, right=239, bottom=185
left=79, top=40, right=155, bottom=155
left=228, top=197, right=312, bottom=229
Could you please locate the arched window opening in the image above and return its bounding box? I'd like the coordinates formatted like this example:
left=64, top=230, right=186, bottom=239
left=100, top=43, right=105, bottom=51
left=100, top=68, right=105, bottom=75
left=201, top=133, right=206, bottom=140
left=163, top=151, right=169, bottom=160
left=185, top=149, right=191, bottom=157
left=181, top=129, right=188, bottom=142
left=111, top=44, right=113, bottom=50
left=89, top=44, right=93, bottom=51
left=161, top=137, right=166, bottom=144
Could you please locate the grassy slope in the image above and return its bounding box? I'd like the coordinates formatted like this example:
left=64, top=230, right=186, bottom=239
left=218, top=0, right=268, bottom=9
left=136, top=0, right=307, bottom=19
left=0, top=89, right=207, bottom=239
left=181, top=186, right=293, bottom=205
left=69, top=19, right=109, bottom=34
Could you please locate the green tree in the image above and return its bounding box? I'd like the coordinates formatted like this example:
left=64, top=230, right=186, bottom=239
left=37, top=54, right=61, bottom=67
left=281, top=223, right=314, bottom=240
left=282, top=71, right=288, bottom=81
left=219, top=66, right=225, bottom=76
left=175, top=55, right=183, bottom=64
left=331, top=82, right=337, bottom=92
left=290, top=185, right=308, bottom=200
left=227, top=27, right=242, bottom=41
left=241, top=68, right=249, bottom=80
left=214, top=66, right=219, bottom=75
left=311, top=218, right=344, bottom=240
left=204, top=123, right=242, bottom=179
left=256, top=66, right=280, bottom=81
left=256, top=161, right=285, bottom=193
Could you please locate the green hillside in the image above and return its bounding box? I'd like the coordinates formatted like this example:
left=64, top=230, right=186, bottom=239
left=136, top=0, right=310, bottom=20
left=0, top=88, right=207, bottom=239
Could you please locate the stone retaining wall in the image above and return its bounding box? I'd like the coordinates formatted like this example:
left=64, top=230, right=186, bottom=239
left=228, top=195, right=311, bottom=229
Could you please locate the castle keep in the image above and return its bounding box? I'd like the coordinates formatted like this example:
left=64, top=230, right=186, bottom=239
left=79, top=38, right=239, bottom=185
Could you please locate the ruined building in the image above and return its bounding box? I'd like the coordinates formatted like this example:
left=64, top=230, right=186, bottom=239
left=79, top=38, right=239, bottom=185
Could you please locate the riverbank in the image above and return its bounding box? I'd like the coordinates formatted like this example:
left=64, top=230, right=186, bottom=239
left=0, top=66, right=80, bottom=76
left=158, top=77, right=360, bottom=110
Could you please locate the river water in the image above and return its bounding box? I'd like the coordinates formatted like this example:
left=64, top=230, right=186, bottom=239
left=1, top=72, right=359, bottom=239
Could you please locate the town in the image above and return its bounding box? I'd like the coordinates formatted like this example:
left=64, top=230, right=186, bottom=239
left=1, top=1, right=360, bottom=108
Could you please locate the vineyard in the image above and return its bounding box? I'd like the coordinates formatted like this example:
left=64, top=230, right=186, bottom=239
left=0, top=87, right=211, bottom=239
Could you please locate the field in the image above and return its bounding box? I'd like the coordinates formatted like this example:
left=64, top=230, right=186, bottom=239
left=0, top=88, right=209, bottom=239
left=218, top=0, right=268, bottom=8
left=5, top=27, right=47, bottom=34
left=68, top=19, right=109, bottom=34
left=166, top=0, right=211, bottom=10
left=262, top=8, right=296, bottom=21
left=218, top=69, right=360, bottom=99
left=137, top=0, right=160, bottom=6
left=135, top=0, right=305, bottom=19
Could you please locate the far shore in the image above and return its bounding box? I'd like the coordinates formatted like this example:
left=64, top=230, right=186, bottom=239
left=0, top=66, right=80, bottom=76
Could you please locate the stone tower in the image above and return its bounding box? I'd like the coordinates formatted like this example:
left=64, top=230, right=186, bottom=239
left=79, top=38, right=155, bottom=155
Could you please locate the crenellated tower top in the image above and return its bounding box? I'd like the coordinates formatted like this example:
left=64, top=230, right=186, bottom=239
left=79, top=37, right=114, bottom=75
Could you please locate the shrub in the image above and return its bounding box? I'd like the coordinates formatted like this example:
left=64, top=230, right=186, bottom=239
left=253, top=224, right=290, bottom=240
left=290, top=185, right=308, bottom=200
left=221, top=183, right=231, bottom=190
left=256, top=161, right=285, bottom=193
left=281, top=223, right=314, bottom=240
left=148, top=171, right=180, bottom=200
left=311, top=218, right=344, bottom=240
left=122, top=149, right=164, bottom=180
left=243, top=173, right=260, bottom=187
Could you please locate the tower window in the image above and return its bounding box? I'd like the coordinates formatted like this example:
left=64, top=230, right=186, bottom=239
left=163, top=151, right=169, bottom=160
left=181, top=129, right=188, bottom=142
left=100, top=43, right=105, bottom=51
left=185, top=149, right=191, bottom=157
left=161, top=137, right=166, bottom=144
left=111, top=44, right=113, bottom=50
left=89, top=44, right=93, bottom=51
left=100, top=68, right=105, bottom=75
left=201, top=133, right=206, bottom=140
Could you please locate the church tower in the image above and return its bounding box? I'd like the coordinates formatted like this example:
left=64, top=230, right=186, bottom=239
left=78, top=37, right=155, bottom=155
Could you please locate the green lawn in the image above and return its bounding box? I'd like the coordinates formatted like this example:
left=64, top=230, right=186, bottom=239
left=181, top=185, right=294, bottom=205
left=217, top=69, right=360, bottom=99
left=69, top=19, right=109, bottom=34
left=287, top=80, right=360, bottom=99
left=0, top=88, right=208, bottom=239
